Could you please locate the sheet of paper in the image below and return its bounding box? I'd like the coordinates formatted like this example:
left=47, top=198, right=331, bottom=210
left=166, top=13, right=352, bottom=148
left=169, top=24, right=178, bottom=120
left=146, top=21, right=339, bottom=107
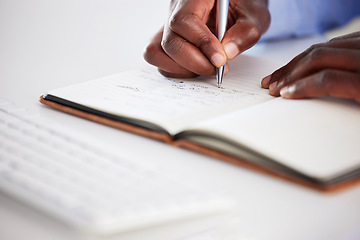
left=188, top=97, right=360, bottom=179
left=47, top=55, right=282, bottom=135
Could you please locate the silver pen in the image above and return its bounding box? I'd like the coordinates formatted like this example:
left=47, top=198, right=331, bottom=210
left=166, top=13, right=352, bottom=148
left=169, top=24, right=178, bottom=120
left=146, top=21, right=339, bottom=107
left=216, top=0, right=229, bottom=87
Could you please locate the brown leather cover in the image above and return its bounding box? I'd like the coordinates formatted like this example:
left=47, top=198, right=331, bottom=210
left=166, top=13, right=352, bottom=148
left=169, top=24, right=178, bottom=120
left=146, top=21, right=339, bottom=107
left=39, top=96, right=360, bottom=193
left=174, top=140, right=360, bottom=193
left=39, top=96, right=173, bottom=144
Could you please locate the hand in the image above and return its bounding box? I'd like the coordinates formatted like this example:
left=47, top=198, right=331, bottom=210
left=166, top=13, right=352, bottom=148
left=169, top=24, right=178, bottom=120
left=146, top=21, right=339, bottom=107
left=261, top=32, right=360, bottom=103
left=144, top=0, right=270, bottom=78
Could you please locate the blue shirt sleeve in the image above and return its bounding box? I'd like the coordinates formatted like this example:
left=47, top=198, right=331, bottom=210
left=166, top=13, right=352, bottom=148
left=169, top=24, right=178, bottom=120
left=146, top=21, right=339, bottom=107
left=262, top=0, right=360, bottom=41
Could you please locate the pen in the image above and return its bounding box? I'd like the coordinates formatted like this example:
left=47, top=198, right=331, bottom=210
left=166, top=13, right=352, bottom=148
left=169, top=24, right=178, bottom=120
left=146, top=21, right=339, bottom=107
left=216, top=0, right=229, bottom=87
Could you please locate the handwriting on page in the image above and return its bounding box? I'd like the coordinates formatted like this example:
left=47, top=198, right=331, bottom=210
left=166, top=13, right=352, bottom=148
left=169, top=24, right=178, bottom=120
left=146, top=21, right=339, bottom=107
left=50, top=56, right=278, bottom=133
left=94, top=68, right=269, bottom=117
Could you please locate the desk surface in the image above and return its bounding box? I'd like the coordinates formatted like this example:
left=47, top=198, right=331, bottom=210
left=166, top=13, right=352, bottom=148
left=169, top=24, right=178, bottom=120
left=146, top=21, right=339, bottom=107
left=1, top=1, right=360, bottom=240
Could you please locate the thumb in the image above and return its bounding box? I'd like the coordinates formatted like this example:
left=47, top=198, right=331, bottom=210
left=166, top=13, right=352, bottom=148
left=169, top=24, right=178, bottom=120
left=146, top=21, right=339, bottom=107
left=222, top=19, right=262, bottom=60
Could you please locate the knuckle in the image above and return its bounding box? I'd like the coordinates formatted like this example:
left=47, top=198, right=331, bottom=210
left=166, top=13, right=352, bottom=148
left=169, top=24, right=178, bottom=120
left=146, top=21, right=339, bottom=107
left=316, top=69, right=329, bottom=83
left=307, top=47, right=328, bottom=62
left=284, top=73, right=292, bottom=84
left=319, top=69, right=336, bottom=80
left=315, top=69, right=336, bottom=91
left=169, top=13, right=213, bottom=50
left=277, top=73, right=292, bottom=89
left=195, top=34, right=212, bottom=49
left=308, top=43, right=320, bottom=51
left=328, top=35, right=346, bottom=42
left=161, top=36, right=186, bottom=56
left=169, top=13, right=193, bottom=32
left=168, top=13, right=181, bottom=31
left=304, top=43, right=323, bottom=55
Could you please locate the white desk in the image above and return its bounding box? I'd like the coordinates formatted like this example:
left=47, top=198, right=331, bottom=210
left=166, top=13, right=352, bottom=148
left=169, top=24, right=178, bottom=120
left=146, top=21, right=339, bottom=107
left=1, top=1, right=360, bottom=240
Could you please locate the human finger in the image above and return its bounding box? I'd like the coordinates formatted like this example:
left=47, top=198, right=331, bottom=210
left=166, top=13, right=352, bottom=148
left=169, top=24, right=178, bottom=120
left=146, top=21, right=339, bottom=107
left=261, top=39, right=360, bottom=89
left=167, top=0, right=227, bottom=68
left=159, top=62, right=230, bottom=79
left=279, top=70, right=360, bottom=103
left=268, top=48, right=360, bottom=96
left=161, top=0, right=221, bottom=76
left=222, top=0, right=270, bottom=60
left=222, top=19, right=262, bottom=60
left=161, top=29, right=217, bottom=76
left=144, top=29, right=198, bottom=78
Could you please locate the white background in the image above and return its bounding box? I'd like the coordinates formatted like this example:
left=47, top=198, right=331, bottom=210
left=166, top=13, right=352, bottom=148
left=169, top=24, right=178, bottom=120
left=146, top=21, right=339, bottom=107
left=1, top=1, right=360, bottom=240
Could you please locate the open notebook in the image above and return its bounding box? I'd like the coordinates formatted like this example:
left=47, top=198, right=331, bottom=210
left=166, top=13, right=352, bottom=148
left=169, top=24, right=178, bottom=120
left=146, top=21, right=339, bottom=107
left=40, top=55, right=360, bottom=192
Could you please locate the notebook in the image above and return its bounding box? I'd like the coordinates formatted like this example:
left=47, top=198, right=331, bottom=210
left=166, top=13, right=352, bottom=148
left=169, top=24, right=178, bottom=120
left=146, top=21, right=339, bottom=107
left=40, top=55, right=360, bottom=192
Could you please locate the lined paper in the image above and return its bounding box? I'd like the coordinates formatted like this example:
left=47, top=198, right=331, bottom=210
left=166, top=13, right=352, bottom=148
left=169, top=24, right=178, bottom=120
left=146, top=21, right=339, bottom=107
left=47, top=55, right=281, bottom=134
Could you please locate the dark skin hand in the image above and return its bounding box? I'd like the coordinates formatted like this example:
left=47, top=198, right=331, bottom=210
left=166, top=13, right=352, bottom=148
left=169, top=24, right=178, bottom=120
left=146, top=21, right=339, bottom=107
left=261, top=31, right=360, bottom=103
left=144, top=0, right=270, bottom=78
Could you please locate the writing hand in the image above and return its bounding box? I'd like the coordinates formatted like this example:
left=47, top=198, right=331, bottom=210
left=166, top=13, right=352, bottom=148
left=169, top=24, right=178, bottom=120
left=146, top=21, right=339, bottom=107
left=144, top=0, right=270, bottom=78
left=261, top=32, right=360, bottom=103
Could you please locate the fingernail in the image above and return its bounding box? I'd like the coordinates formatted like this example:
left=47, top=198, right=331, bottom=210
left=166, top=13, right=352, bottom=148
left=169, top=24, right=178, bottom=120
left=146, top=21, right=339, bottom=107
left=262, top=75, right=271, bottom=87
left=269, top=81, right=278, bottom=92
left=224, top=42, right=239, bottom=60
left=211, top=53, right=226, bottom=67
left=280, top=85, right=295, bottom=98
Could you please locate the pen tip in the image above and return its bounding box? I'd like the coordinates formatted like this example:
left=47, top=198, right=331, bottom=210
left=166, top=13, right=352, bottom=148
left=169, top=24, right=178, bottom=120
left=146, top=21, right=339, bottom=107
left=216, top=66, right=225, bottom=88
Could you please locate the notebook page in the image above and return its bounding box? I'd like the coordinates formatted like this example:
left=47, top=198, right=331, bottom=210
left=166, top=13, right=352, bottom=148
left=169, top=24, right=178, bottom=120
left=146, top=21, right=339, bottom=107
left=186, top=97, right=360, bottom=180
left=47, top=55, right=282, bottom=135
